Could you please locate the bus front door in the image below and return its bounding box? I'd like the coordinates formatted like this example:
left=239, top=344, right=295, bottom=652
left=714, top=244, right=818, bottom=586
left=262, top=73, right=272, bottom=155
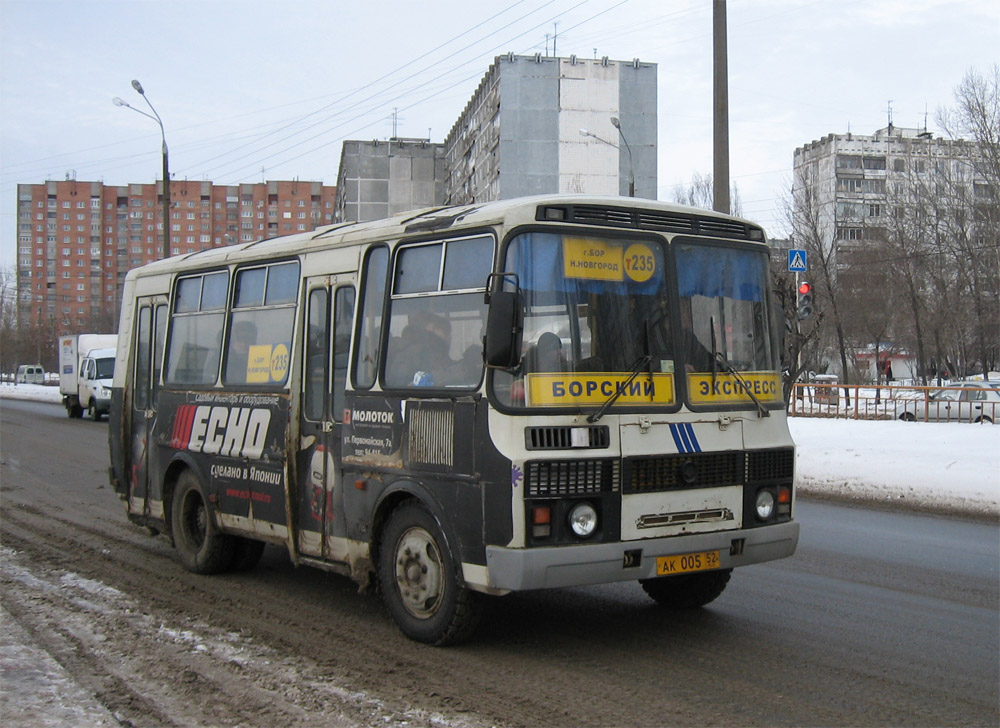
left=297, top=281, right=355, bottom=563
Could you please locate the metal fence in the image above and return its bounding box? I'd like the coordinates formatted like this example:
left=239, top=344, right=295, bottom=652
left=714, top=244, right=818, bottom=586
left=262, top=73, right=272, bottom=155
left=788, top=383, right=1000, bottom=423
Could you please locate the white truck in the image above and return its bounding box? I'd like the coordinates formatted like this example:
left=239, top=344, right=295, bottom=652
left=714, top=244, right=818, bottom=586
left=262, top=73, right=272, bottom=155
left=59, top=334, right=118, bottom=420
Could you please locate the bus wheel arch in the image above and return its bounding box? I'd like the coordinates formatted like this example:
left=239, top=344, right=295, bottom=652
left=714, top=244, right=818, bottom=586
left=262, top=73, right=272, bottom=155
left=169, top=466, right=234, bottom=575
left=375, top=495, right=481, bottom=646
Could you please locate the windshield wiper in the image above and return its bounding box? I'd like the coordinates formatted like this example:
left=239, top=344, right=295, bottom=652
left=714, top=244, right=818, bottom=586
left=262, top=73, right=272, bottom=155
left=713, top=351, right=770, bottom=418
left=587, top=354, right=652, bottom=423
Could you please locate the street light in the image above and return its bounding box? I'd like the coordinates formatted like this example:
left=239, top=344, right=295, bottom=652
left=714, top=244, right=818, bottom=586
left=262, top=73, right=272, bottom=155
left=610, top=117, right=635, bottom=197
left=579, top=122, right=635, bottom=197
left=113, top=79, right=170, bottom=259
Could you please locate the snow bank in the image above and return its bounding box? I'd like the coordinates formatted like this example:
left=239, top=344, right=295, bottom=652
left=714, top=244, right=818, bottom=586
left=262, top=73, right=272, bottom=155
left=790, top=418, right=998, bottom=517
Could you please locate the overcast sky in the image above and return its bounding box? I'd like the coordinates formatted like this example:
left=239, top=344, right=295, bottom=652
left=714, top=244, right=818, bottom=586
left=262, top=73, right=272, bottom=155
left=1, top=0, right=997, bottom=270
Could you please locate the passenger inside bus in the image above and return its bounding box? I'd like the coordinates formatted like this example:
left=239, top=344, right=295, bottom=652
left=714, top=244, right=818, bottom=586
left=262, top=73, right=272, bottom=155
left=386, top=311, right=456, bottom=387
left=225, top=320, right=257, bottom=383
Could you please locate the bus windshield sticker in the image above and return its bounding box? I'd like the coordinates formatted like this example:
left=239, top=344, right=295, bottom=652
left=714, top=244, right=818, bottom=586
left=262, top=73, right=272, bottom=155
left=687, top=371, right=782, bottom=405
left=525, top=372, right=675, bottom=407
left=562, top=237, right=623, bottom=281
left=623, top=243, right=656, bottom=283
left=245, top=342, right=291, bottom=384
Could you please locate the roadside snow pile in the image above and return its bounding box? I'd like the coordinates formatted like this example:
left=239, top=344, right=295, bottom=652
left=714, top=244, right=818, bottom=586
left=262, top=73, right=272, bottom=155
left=790, top=417, right=998, bottom=517
left=0, top=382, right=62, bottom=403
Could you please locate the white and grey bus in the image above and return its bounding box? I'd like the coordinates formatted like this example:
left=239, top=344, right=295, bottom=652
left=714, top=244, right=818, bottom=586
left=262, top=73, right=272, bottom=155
left=109, top=194, right=799, bottom=644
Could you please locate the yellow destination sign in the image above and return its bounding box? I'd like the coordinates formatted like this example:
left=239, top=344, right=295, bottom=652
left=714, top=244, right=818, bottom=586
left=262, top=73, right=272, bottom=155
left=246, top=344, right=273, bottom=383
left=563, top=238, right=623, bottom=281
left=526, top=373, right=675, bottom=407
left=687, top=372, right=783, bottom=405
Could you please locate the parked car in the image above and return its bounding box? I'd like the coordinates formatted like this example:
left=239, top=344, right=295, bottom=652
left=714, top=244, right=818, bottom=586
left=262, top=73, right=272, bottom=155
left=896, top=382, right=1000, bottom=423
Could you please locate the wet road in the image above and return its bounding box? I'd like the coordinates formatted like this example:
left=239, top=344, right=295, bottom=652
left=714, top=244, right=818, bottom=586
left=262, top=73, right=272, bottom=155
left=2, top=398, right=997, bottom=727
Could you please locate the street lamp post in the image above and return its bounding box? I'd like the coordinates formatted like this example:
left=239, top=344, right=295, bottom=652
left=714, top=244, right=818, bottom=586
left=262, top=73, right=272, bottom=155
left=610, top=117, right=635, bottom=197
left=113, top=80, right=170, bottom=259
left=579, top=122, right=635, bottom=197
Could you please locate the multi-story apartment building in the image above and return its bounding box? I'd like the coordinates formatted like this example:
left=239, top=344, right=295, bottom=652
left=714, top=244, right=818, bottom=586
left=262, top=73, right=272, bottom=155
left=16, top=179, right=336, bottom=328
left=334, top=54, right=658, bottom=223
left=792, top=125, right=981, bottom=267
left=334, top=138, right=445, bottom=223
left=445, top=53, right=657, bottom=205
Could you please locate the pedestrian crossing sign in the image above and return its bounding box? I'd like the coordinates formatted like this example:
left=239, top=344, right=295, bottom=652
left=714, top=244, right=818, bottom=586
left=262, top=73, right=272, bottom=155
left=788, top=249, right=807, bottom=272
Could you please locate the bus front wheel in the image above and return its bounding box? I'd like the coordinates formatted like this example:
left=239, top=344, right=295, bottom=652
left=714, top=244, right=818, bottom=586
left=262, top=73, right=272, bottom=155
left=639, top=568, right=732, bottom=609
left=171, top=470, right=234, bottom=574
left=378, top=502, right=480, bottom=646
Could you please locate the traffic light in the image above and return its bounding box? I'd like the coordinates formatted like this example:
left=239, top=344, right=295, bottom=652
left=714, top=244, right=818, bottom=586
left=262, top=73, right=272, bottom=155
left=796, top=281, right=814, bottom=319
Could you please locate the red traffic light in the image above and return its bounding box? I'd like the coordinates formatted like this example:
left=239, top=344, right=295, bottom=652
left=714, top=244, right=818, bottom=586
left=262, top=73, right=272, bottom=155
left=798, top=281, right=812, bottom=295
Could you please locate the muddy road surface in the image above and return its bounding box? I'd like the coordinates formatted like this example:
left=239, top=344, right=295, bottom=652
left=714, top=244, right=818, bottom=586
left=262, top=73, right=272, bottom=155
left=2, top=399, right=997, bottom=727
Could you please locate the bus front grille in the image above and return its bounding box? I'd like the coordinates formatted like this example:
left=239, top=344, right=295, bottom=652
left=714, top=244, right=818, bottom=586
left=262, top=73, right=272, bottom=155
left=525, top=459, right=619, bottom=497
left=622, top=448, right=794, bottom=493
left=624, top=452, right=744, bottom=492
left=747, top=448, right=795, bottom=481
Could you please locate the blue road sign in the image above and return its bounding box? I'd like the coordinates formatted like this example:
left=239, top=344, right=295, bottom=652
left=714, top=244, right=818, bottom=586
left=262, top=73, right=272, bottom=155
left=788, top=249, right=807, bottom=272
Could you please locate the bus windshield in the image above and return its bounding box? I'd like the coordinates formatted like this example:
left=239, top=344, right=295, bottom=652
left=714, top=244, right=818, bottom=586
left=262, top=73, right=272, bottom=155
left=491, top=232, right=778, bottom=411
left=675, top=241, right=777, bottom=375
left=493, top=231, right=674, bottom=409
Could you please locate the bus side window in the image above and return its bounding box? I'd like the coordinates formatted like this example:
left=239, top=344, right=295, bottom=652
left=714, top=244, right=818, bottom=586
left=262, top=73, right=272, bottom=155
left=354, top=247, right=388, bottom=389
left=165, top=272, right=228, bottom=386
left=333, top=286, right=355, bottom=420
left=224, top=261, right=299, bottom=387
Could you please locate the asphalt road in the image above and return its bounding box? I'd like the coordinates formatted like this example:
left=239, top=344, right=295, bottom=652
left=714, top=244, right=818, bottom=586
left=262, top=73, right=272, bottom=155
left=1, top=398, right=997, bottom=727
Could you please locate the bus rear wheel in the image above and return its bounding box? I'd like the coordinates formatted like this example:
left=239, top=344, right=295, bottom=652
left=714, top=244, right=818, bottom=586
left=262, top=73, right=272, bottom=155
left=378, top=502, right=480, bottom=646
left=639, top=568, right=732, bottom=609
left=171, top=470, right=234, bottom=574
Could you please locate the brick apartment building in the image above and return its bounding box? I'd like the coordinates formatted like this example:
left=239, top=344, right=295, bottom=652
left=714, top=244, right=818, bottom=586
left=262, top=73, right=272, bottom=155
left=16, top=179, right=336, bottom=329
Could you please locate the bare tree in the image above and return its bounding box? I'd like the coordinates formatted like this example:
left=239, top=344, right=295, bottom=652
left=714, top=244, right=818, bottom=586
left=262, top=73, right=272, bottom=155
left=937, top=66, right=1000, bottom=376
left=786, top=173, right=853, bottom=402
left=672, top=173, right=743, bottom=217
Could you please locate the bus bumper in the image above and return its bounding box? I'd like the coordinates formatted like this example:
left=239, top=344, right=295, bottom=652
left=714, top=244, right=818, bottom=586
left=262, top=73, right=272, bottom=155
left=483, top=521, right=799, bottom=591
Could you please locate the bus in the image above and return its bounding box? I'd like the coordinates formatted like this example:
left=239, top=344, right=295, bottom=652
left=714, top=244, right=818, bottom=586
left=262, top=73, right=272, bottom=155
left=108, top=194, right=799, bottom=645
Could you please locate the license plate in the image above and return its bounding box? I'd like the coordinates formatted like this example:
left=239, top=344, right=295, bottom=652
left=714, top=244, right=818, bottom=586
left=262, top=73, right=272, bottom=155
left=656, top=550, right=720, bottom=576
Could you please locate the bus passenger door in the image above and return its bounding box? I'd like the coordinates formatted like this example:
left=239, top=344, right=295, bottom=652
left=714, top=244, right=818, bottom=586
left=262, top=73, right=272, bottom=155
left=297, top=280, right=355, bottom=562
left=129, top=297, right=167, bottom=519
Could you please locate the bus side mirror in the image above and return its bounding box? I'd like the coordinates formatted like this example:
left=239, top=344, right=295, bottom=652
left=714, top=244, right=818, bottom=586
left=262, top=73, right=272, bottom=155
left=484, top=290, right=523, bottom=369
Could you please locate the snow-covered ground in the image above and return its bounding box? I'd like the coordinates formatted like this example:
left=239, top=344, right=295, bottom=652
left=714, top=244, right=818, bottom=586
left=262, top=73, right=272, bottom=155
left=2, top=381, right=996, bottom=517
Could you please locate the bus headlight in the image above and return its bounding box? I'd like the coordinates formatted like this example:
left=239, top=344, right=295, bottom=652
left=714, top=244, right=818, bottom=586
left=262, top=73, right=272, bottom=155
left=568, top=502, right=598, bottom=538
left=755, top=489, right=775, bottom=520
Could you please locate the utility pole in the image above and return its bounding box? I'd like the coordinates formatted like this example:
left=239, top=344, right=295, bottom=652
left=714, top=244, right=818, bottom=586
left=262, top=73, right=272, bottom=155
left=713, top=0, right=731, bottom=214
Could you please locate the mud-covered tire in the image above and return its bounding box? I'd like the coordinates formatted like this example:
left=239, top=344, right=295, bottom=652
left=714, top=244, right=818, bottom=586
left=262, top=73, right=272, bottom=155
left=230, top=537, right=265, bottom=571
left=88, top=400, right=101, bottom=421
left=639, top=568, right=733, bottom=609
left=378, top=502, right=480, bottom=646
left=171, top=470, right=234, bottom=574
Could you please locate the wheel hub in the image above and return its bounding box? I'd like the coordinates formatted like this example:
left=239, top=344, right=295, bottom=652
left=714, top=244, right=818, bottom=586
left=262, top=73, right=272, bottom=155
left=394, top=527, right=444, bottom=619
